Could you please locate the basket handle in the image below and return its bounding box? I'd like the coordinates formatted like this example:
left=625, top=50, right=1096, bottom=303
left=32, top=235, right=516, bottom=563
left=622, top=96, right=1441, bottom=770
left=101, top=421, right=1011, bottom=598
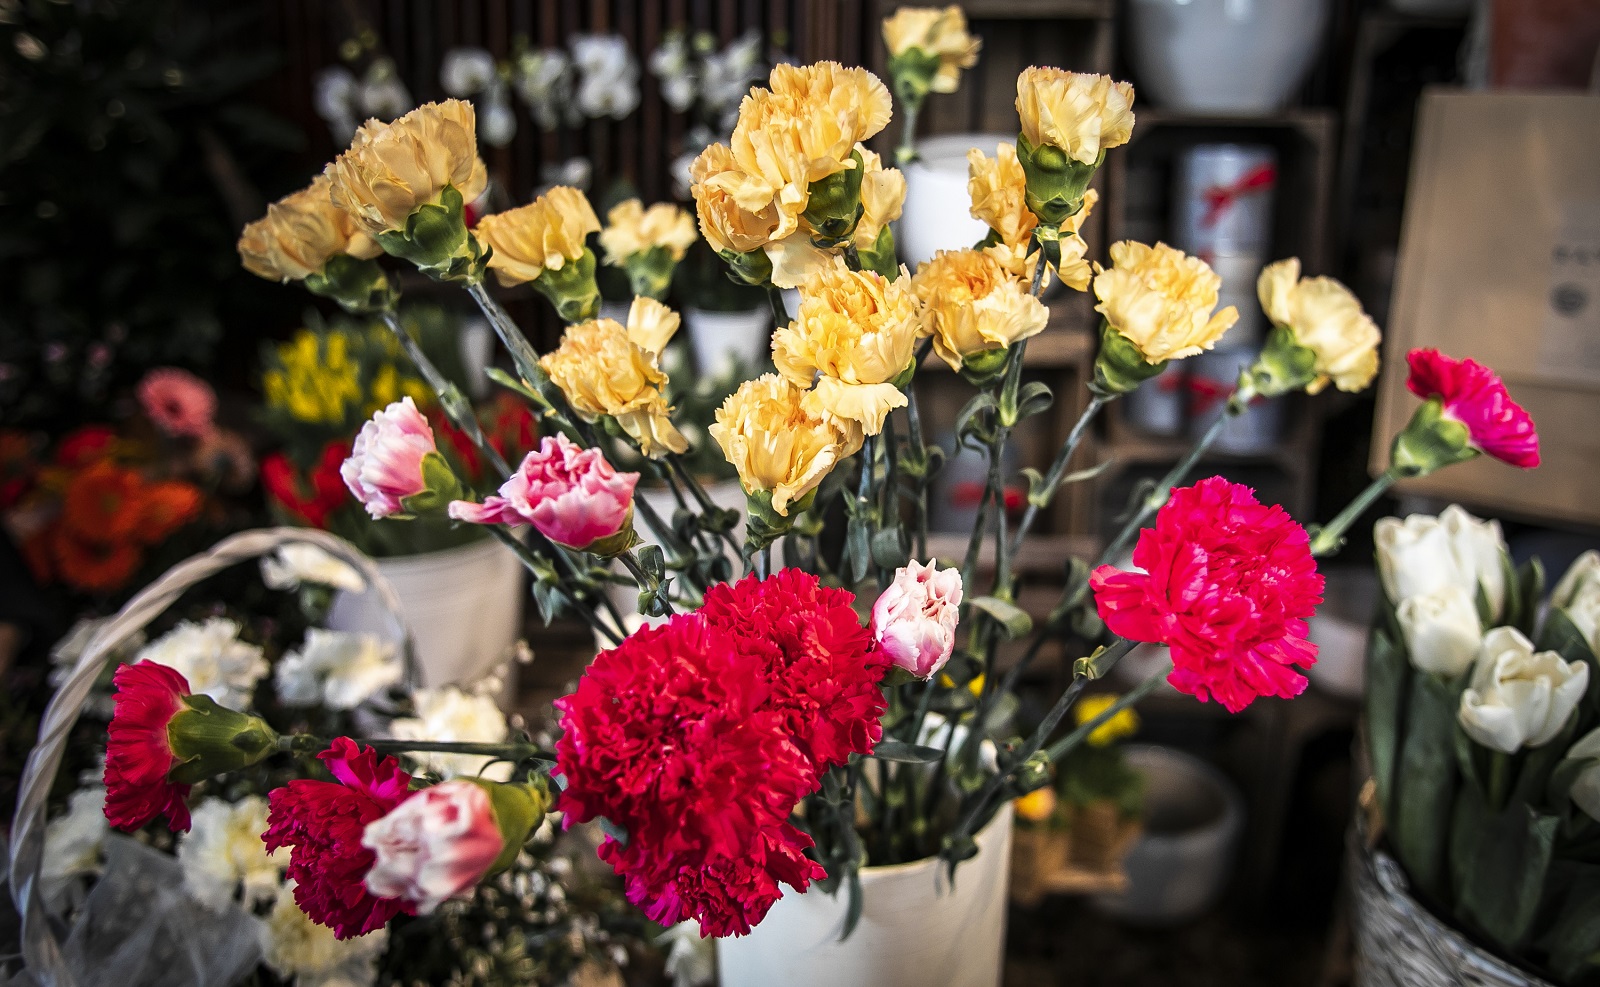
left=8, top=527, right=414, bottom=987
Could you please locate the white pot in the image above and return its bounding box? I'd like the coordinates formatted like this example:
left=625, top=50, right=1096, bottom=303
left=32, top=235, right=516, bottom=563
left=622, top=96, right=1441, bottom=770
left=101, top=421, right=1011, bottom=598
left=1129, top=0, right=1330, bottom=114
left=1091, top=745, right=1244, bottom=925
left=683, top=307, right=772, bottom=377
left=717, top=802, right=1013, bottom=987
left=327, top=536, right=524, bottom=693
left=899, top=133, right=1013, bottom=268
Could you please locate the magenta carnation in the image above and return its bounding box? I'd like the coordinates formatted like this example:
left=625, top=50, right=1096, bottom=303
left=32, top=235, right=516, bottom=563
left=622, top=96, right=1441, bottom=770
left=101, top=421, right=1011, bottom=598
left=449, top=433, right=637, bottom=551
left=104, top=661, right=194, bottom=832
left=263, top=738, right=417, bottom=939
left=1090, top=477, right=1324, bottom=713
left=1405, top=348, right=1539, bottom=469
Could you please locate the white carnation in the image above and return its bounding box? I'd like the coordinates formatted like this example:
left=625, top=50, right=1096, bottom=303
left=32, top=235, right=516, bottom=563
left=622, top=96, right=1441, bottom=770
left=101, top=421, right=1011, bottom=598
left=178, top=796, right=286, bottom=913
left=389, top=686, right=511, bottom=781
left=261, top=544, right=366, bottom=593
left=136, top=617, right=267, bottom=711
left=261, top=881, right=387, bottom=987
left=276, top=629, right=402, bottom=710
left=41, top=787, right=107, bottom=909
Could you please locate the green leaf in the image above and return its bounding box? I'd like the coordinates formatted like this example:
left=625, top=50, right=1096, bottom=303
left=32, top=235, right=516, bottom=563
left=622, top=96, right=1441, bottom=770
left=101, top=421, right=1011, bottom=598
left=1539, top=608, right=1600, bottom=714
left=954, top=392, right=997, bottom=449
left=1450, top=790, right=1559, bottom=953
left=1366, top=624, right=1410, bottom=825
left=1539, top=862, right=1600, bottom=983
left=637, top=544, right=666, bottom=582
left=870, top=528, right=909, bottom=570
left=968, top=596, right=1033, bottom=638
left=1515, top=557, right=1545, bottom=639
left=845, top=517, right=872, bottom=583
left=870, top=741, right=945, bottom=763
left=1392, top=669, right=1464, bottom=904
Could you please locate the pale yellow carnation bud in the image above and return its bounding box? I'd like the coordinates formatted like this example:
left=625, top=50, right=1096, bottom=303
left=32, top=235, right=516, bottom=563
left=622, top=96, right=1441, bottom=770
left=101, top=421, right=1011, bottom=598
left=239, top=175, right=382, bottom=282
left=911, top=249, right=1049, bottom=374
left=882, top=6, right=982, bottom=94
left=1257, top=258, right=1381, bottom=394
left=1093, top=241, right=1237, bottom=364
left=709, top=373, right=864, bottom=517
left=773, top=256, right=928, bottom=435
left=689, top=142, right=784, bottom=256
left=539, top=297, right=688, bottom=458
left=1015, top=68, right=1135, bottom=166
left=476, top=186, right=601, bottom=287
left=598, top=198, right=698, bottom=265
left=325, top=100, right=488, bottom=235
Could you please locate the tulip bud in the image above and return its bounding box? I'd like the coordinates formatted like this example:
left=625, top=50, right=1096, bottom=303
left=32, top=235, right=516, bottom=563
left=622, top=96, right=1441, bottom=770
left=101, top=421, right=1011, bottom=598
left=1564, top=726, right=1600, bottom=823
left=1458, top=627, right=1589, bottom=754
left=1396, top=585, right=1482, bottom=678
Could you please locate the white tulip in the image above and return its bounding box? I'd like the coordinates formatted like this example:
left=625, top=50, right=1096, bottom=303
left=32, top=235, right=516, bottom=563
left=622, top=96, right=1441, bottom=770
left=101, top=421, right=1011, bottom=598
left=1458, top=627, right=1589, bottom=754
left=1397, top=584, right=1483, bottom=677
left=1553, top=550, right=1600, bottom=649
left=1565, top=726, right=1600, bottom=823
left=1374, top=505, right=1508, bottom=619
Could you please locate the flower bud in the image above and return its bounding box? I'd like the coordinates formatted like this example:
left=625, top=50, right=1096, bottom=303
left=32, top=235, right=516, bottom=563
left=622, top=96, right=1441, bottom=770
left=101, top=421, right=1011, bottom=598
left=302, top=253, right=398, bottom=315
left=1396, top=585, right=1482, bottom=678
left=1015, top=135, right=1099, bottom=229
left=1390, top=397, right=1476, bottom=479
left=1458, top=627, right=1589, bottom=754
left=871, top=560, right=963, bottom=679
left=801, top=149, right=867, bottom=245
left=166, top=695, right=280, bottom=784
left=341, top=397, right=463, bottom=519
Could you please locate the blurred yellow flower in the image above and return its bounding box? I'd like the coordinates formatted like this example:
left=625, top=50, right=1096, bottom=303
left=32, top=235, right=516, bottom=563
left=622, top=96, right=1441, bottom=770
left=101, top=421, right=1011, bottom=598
left=773, top=257, right=927, bottom=434
left=1074, top=694, right=1140, bottom=747
left=325, top=100, right=488, bottom=235
left=598, top=198, right=698, bottom=265
left=709, top=373, right=863, bottom=517
left=239, top=174, right=382, bottom=283
left=1093, top=241, right=1237, bottom=364
left=911, top=249, right=1049, bottom=373
left=1257, top=258, right=1381, bottom=394
left=1016, top=68, right=1135, bottom=166
left=263, top=331, right=362, bottom=426
left=1014, top=785, right=1058, bottom=824
left=881, top=6, right=982, bottom=94
left=476, top=186, right=601, bottom=287
left=539, top=297, right=687, bottom=458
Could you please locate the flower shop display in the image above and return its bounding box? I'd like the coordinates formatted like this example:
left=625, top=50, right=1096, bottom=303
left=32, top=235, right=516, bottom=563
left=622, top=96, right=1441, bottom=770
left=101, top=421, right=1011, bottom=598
left=12, top=528, right=657, bottom=987
left=255, top=312, right=537, bottom=688
left=1357, top=505, right=1599, bottom=985
left=10, top=4, right=1548, bottom=984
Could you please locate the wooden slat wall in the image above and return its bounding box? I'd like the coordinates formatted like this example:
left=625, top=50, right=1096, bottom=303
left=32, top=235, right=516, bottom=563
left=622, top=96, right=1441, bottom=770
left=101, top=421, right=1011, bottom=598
left=261, top=0, right=881, bottom=205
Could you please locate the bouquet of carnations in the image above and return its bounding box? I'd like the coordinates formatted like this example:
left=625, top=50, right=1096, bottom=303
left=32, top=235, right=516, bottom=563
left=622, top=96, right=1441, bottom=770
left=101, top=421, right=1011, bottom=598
left=32, top=8, right=1546, bottom=963
left=1367, top=505, right=1600, bottom=984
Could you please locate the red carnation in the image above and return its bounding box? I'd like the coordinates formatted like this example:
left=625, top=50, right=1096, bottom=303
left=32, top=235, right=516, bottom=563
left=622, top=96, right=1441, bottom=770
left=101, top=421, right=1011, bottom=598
left=262, top=442, right=350, bottom=530
left=104, top=661, right=194, bottom=832
left=555, top=615, right=826, bottom=937
left=1406, top=348, right=1539, bottom=469
left=699, top=569, right=889, bottom=773
left=1090, top=477, right=1324, bottom=713
left=264, top=738, right=417, bottom=939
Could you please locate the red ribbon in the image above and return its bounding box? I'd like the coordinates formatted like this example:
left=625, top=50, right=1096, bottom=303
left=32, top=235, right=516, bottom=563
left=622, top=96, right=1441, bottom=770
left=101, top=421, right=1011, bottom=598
left=1200, top=163, right=1277, bottom=228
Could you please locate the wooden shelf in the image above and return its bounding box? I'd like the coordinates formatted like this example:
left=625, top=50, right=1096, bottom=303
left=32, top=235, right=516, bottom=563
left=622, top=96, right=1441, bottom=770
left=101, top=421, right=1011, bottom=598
left=926, top=532, right=1099, bottom=576
left=1101, top=409, right=1317, bottom=475
left=960, top=0, right=1113, bottom=20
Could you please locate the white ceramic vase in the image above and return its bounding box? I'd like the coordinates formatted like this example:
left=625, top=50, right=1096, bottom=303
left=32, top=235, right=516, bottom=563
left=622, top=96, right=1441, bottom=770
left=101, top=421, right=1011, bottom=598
left=716, top=802, right=1014, bottom=987
left=327, top=535, right=524, bottom=692
left=1128, top=0, right=1330, bottom=114
left=899, top=133, right=1013, bottom=268
left=683, top=307, right=772, bottom=377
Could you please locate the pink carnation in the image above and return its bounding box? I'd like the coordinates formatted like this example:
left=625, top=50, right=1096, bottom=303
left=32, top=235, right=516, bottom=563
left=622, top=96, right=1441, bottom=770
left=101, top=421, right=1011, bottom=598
left=1090, top=477, right=1324, bottom=713
left=341, top=397, right=436, bottom=518
left=449, top=434, right=637, bottom=551
left=1406, top=348, right=1539, bottom=469
left=362, top=780, right=504, bottom=914
left=138, top=368, right=216, bottom=440
left=871, top=560, right=964, bottom=679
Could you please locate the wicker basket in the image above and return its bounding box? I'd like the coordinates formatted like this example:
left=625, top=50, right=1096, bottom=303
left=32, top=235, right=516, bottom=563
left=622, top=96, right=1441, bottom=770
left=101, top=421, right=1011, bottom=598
left=7, top=528, right=415, bottom=987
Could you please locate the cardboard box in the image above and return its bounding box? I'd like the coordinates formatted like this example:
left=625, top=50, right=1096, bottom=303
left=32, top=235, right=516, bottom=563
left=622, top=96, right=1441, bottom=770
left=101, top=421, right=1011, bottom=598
left=1373, top=89, right=1600, bottom=526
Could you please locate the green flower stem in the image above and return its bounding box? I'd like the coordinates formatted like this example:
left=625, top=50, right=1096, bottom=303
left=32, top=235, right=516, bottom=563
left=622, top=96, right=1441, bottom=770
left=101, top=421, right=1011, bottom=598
left=948, top=637, right=1137, bottom=850
left=491, top=524, right=625, bottom=646
left=1097, top=383, right=1255, bottom=567
left=895, top=99, right=922, bottom=166
left=905, top=339, right=934, bottom=559
left=1010, top=394, right=1107, bottom=559
left=1043, top=658, right=1168, bottom=762
left=1308, top=465, right=1401, bottom=558
left=618, top=550, right=675, bottom=615
left=667, top=456, right=743, bottom=560
left=280, top=735, right=555, bottom=763
left=378, top=310, right=510, bottom=478
left=464, top=280, right=599, bottom=448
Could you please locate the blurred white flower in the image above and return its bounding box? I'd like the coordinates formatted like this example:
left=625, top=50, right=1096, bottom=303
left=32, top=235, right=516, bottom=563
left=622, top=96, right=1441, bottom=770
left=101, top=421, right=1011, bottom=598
left=571, top=34, right=639, bottom=119
left=313, top=66, right=360, bottom=143
left=1396, top=585, right=1482, bottom=678
left=649, top=32, right=696, bottom=111
left=539, top=155, right=593, bottom=194
left=41, top=787, right=107, bottom=910
left=388, top=686, right=512, bottom=782
left=480, top=78, right=518, bottom=148
left=261, top=543, right=366, bottom=593
left=1374, top=505, right=1507, bottom=619
left=657, top=919, right=715, bottom=987
left=1458, top=626, right=1589, bottom=754
left=49, top=617, right=143, bottom=689
left=1566, top=726, right=1600, bottom=823
left=178, top=796, right=286, bottom=913
left=1553, top=550, right=1600, bottom=647
left=136, top=617, right=267, bottom=712
left=699, top=31, right=763, bottom=123
left=514, top=48, right=575, bottom=130
left=358, top=57, right=412, bottom=119
left=276, top=628, right=402, bottom=710
left=261, top=880, right=387, bottom=987
left=440, top=46, right=497, bottom=97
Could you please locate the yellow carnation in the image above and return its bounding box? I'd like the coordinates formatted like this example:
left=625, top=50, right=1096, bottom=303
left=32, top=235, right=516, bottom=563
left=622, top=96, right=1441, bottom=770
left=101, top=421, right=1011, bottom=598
left=239, top=175, right=381, bottom=282
left=476, top=186, right=601, bottom=287
left=1015, top=68, right=1136, bottom=166
left=709, top=373, right=863, bottom=517
left=1257, top=258, right=1381, bottom=394
left=1093, top=241, right=1237, bottom=364
left=854, top=147, right=906, bottom=252
left=325, top=100, right=488, bottom=235
left=1074, top=694, right=1140, bottom=747
left=598, top=198, right=698, bottom=265
left=539, top=296, right=687, bottom=458
left=968, top=141, right=1037, bottom=250
left=882, top=6, right=982, bottom=94
left=773, top=257, right=927, bottom=434
left=689, top=142, right=785, bottom=256
left=911, top=249, right=1049, bottom=373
